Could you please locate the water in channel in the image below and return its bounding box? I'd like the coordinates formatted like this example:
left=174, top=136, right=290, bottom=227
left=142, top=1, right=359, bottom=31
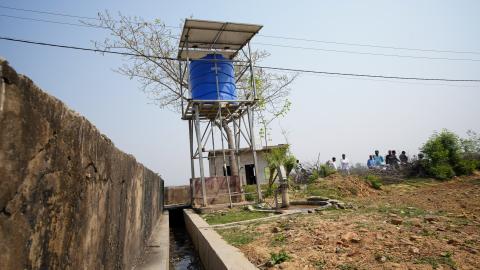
left=169, top=209, right=204, bottom=270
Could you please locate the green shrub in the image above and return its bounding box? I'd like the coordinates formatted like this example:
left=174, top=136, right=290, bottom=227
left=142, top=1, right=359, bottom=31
left=308, top=169, right=320, bottom=183
left=314, top=260, right=326, bottom=270
left=265, top=145, right=296, bottom=186
left=264, top=183, right=278, bottom=198
left=420, top=130, right=478, bottom=179
left=271, top=233, right=287, bottom=246
left=284, top=155, right=297, bottom=178
left=365, top=174, right=382, bottom=189
left=244, top=185, right=257, bottom=201
left=269, top=250, right=290, bottom=265
left=319, top=164, right=336, bottom=178
left=428, top=163, right=455, bottom=180
left=455, top=159, right=477, bottom=175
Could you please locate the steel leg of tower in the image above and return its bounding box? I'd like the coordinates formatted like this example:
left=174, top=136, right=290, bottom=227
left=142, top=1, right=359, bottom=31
left=194, top=105, right=208, bottom=206
left=247, top=105, right=262, bottom=202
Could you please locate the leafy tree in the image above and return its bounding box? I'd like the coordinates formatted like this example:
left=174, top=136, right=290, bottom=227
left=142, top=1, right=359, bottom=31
left=264, top=145, right=296, bottom=188
left=284, top=155, right=297, bottom=179
left=460, top=130, right=480, bottom=157
left=462, top=130, right=480, bottom=170
left=420, top=129, right=476, bottom=179
left=89, top=12, right=296, bottom=176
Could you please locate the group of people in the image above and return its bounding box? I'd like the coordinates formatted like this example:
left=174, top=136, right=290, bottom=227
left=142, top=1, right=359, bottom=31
left=367, top=150, right=409, bottom=169
left=326, top=154, right=351, bottom=174
left=325, top=150, right=410, bottom=174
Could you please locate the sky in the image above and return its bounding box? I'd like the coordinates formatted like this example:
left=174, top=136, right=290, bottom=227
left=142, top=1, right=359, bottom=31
left=1, top=0, right=479, bottom=185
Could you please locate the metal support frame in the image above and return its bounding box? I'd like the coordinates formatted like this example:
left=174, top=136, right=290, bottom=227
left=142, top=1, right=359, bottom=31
left=180, top=21, right=263, bottom=207
left=247, top=105, right=262, bottom=201
left=188, top=120, right=196, bottom=206
left=194, top=105, right=208, bottom=206
left=186, top=99, right=262, bottom=206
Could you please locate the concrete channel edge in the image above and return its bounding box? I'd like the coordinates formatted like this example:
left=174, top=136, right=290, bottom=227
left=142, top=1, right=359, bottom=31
left=136, top=211, right=170, bottom=270
left=183, top=209, right=258, bottom=270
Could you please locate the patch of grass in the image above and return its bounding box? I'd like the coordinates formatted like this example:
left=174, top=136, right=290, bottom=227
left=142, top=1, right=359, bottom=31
left=354, top=221, right=369, bottom=229
left=305, top=184, right=342, bottom=199
left=263, top=183, right=279, bottom=198
left=217, top=228, right=260, bottom=246
left=202, top=208, right=271, bottom=225
left=415, top=252, right=457, bottom=270
left=451, top=217, right=470, bottom=226
left=347, top=187, right=359, bottom=195
left=440, top=252, right=458, bottom=269
left=420, top=228, right=439, bottom=237
left=337, top=264, right=358, bottom=270
left=374, top=252, right=394, bottom=263
left=244, top=185, right=257, bottom=201
left=365, top=174, right=383, bottom=189
left=269, top=250, right=290, bottom=265
left=401, top=178, right=438, bottom=187
left=464, top=239, right=475, bottom=245
left=313, top=260, right=326, bottom=269
left=435, top=210, right=449, bottom=216
left=415, top=257, right=440, bottom=269
left=469, top=178, right=480, bottom=185
left=277, top=219, right=295, bottom=230
left=271, top=233, right=287, bottom=246
left=316, top=208, right=343, bottom=221
left=376, top=204, right=427, bottom=218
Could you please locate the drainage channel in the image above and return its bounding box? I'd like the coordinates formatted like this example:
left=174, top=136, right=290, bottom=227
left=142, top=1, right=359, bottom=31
left=168, top=208, right=204, bottom=270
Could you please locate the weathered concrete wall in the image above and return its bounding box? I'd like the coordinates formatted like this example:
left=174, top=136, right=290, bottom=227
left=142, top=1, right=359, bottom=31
left=0, top=60, right=164, bottom=270
left=191, top=176, right=242, bottom=206
left=164, top=185, right=190, bottom=206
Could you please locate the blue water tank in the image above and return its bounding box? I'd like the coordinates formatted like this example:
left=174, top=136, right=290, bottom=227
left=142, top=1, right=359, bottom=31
left=189, top=54, right=237, bottom=100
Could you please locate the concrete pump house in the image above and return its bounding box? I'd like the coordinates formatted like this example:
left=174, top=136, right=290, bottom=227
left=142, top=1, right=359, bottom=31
left=207, top=144, right=287, bottom=185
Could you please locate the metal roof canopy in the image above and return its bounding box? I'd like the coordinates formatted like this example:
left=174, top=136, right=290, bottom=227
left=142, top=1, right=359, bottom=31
left=177, top=19, right=263, bottom=60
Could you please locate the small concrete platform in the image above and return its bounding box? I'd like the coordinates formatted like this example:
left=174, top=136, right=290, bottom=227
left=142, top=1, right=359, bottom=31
left=136, top=212, right=170, bottom=270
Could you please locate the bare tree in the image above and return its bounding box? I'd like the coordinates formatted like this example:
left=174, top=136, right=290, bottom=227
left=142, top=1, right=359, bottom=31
left=88, top=12, right=297, bottom=176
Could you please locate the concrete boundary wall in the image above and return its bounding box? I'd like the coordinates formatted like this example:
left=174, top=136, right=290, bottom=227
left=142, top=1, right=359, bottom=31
left=164, top=185, right=190, bottom=206
left=0, top=59, right=164, bottom=269
left=191, top=176, right=243, bottom=206
left=183, top=209, right=258, bottom=270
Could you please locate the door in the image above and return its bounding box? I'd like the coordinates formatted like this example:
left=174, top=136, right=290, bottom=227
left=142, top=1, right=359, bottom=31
left=223, top=165, right=231, bottom=176
left=245, top=164, right=256, bottom=185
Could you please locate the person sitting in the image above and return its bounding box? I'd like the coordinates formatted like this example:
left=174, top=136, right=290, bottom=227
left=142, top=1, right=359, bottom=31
left=399, top=151, right=408, bottom=164
left=367, top=155, right=375, bottom=168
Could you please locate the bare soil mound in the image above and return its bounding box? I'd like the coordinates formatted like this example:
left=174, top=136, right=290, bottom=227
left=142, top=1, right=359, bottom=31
left=225, top=174, right=480, bottom=269
left=312, top=173, right=380, bottom=198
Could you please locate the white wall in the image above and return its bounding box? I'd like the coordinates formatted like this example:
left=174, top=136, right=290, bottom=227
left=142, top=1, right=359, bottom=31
left=208, top=151, right=270, bottom=185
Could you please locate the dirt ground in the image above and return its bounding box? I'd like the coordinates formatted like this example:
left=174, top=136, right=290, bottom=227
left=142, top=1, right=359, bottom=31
left=226, top=173, right=480, bottom=270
